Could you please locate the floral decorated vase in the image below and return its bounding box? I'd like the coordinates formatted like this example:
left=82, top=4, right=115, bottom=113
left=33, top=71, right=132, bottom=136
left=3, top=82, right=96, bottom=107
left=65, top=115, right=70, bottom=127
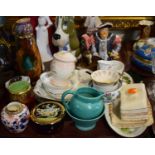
left=132, top=38, right=155, bottom=72
left=1, top=102, right=30, bottom=133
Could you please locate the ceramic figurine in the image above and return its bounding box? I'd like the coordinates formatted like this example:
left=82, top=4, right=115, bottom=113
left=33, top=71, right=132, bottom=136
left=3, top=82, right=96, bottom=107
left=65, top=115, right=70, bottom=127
left=14, top=18, right=42, bottom=82
left=84, top=16, right=102, bottom=34
left=132, top=20, right=154, bottom=72
left=36, top=16, right=53, bottom=70
left=1, top=102, right=30, bottom=133
left=52, top=16, right=80, bottom=58
left=93, top=22, right=122, bottom=60
left=80, top=34, right=95, bottom=64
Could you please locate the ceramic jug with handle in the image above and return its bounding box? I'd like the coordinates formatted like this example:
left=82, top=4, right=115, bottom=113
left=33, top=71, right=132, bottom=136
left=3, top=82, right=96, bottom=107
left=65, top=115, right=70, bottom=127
left=61, top=87, right=104, bottom=119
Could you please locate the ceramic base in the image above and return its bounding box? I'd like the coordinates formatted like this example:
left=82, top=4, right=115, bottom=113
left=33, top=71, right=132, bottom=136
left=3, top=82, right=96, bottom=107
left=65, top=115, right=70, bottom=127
left=75, top=123, right=96, bottom=131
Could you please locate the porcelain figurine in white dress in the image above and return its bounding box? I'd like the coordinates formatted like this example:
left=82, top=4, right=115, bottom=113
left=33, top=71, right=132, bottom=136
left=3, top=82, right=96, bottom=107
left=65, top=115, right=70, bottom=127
left=36, top=16, right=53, bottom=69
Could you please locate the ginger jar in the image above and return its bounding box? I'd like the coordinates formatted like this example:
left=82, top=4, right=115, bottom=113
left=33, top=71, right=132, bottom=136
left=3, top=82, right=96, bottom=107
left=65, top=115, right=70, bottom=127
left=1, top=102, right=30, bottom=133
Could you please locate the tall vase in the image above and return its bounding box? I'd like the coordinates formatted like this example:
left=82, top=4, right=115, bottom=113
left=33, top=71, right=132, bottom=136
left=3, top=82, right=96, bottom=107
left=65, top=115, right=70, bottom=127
left=14, top=18, right=42, bottom=82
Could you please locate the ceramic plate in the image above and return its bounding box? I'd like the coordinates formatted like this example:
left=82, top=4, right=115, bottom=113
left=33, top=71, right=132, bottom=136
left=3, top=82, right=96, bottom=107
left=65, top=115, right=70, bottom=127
left=104, top=104, right=147, bottom=137
left=33, top=79, right=57, bottom=101
left=122, top=72, right=134, bottom=84
left=33, top=70, right=91, bottom=101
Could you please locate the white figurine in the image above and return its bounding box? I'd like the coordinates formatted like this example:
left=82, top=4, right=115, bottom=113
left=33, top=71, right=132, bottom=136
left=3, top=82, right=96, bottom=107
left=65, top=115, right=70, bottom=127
left=84, top=16, right=102, bottom=34
left=36, top=16, right=53, bottom=65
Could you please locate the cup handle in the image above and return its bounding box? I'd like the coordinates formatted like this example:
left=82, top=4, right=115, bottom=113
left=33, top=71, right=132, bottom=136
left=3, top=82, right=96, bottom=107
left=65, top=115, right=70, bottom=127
left=61, top=90, right=75, bottom=111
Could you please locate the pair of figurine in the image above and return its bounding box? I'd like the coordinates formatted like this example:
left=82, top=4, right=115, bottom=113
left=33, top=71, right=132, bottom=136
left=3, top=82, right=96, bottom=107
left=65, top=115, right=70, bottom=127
left=82, top=16, right=121, bottom=62
left=36, top=16, right=122, bottom=64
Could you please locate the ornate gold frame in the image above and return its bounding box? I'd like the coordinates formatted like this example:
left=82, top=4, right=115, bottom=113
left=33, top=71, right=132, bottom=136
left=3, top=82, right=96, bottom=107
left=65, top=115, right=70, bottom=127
left=5, top=16, right=155, bottom=30
left=99, top=16, right=155, bottom=29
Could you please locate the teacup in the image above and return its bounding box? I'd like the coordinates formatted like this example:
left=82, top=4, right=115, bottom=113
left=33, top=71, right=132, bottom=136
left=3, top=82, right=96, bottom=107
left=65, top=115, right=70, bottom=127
left=97, top=60, right=125, bottom=74
left=93, top=81, right=122, bottom=103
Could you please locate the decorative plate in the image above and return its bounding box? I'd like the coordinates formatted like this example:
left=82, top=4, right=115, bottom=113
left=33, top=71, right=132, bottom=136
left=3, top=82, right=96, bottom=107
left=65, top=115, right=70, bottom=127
left=104, top=104, right=147, bottom=137
left=33, top=69, right=92, bottom=101
left=31, top=101, right=65, bottom=125
left=122, top=72, right=134, bottom=84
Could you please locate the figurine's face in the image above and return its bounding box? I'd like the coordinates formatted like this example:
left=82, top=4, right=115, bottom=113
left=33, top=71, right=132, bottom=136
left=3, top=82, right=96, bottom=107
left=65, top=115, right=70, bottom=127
left=99, top=28, right=109, bottom=39
left=52, top=16, right=74, bottom=48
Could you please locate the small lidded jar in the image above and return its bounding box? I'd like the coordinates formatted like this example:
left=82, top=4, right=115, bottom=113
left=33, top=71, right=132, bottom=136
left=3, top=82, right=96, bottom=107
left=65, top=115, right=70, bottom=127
left=1, top=102, right=30, bottom=133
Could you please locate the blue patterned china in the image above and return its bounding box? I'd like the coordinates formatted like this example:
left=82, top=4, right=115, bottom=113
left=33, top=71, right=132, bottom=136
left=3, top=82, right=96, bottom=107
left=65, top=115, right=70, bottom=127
left=1, top=102, right=30, bottom=133
left=14, top=18, right=33, bottom=38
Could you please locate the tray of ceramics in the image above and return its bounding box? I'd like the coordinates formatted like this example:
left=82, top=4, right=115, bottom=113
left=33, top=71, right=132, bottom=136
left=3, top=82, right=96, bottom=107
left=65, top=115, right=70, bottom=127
left=33, top=69, right=92, bottom=101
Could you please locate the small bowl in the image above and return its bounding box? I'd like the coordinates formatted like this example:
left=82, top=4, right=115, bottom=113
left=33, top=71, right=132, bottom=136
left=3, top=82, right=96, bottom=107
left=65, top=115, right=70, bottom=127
left=5, top=76, right=32, bottom=105
left=66, top=108, right=104, bottom=131
left=5, top=76, right=31, bottom=89
left=31, top=101, right=65, bottom=133
left=93, top=80, right=120, bottom=92
left=91, top=70, right=120, bottom=85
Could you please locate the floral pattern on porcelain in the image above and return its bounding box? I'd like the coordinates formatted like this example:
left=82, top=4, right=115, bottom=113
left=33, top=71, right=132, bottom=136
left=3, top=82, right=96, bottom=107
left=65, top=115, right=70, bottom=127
left=1, top=102, right=30, bottom=133
left=15, top=18, right=33, bottom=38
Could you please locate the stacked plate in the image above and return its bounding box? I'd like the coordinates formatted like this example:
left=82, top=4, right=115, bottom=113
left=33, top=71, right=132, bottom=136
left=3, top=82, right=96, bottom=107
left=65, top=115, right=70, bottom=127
left=33, top=69, right=92, bottom=101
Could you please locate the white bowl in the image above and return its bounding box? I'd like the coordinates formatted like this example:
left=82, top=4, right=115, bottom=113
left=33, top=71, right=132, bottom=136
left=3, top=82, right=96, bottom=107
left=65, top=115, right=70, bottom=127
left=93, top=80, right=119, bottom=92
left=98, top=60, right=125, bottom=74
left=91, top=70, right=120, bottom=85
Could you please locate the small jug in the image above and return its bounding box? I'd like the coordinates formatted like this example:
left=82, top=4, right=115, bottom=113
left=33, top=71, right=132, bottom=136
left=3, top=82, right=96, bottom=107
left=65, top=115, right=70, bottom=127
left=61, top=87, right=104, bottom=119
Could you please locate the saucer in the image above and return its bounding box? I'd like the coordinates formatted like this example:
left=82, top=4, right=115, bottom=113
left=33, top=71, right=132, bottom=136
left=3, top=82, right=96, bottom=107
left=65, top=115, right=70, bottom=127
left=33, top=79, right=57, bottom=101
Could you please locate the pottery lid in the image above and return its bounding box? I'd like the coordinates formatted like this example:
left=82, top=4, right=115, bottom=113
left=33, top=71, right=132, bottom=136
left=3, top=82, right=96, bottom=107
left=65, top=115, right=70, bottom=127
left=15, top=18, right=33, bottom=39
left=31, top=101, right=65, bottom=125
left=5, top=102, right=23, bottom=115
left=54, top=51, right=76, bottom=62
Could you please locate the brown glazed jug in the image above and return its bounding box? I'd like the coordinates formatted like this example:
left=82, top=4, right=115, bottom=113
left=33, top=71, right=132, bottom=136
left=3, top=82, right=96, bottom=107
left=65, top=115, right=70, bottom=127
left=14, top=18, right=42, bottom=82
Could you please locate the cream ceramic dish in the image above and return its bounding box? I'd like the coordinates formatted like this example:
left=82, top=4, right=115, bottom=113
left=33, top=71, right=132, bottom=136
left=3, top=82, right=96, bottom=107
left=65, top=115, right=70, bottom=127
left=91, top=70, right=120, bottom=85
left=97, top=60, right=125, bottom=74
left=34, top=70, right=92, bottom=101
left=40, top=71, right=73, bottom=94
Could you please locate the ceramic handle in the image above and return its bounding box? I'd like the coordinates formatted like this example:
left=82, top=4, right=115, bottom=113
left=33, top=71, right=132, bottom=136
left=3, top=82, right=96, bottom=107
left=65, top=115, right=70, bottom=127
left=61, top=90, right=75, bottom=110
